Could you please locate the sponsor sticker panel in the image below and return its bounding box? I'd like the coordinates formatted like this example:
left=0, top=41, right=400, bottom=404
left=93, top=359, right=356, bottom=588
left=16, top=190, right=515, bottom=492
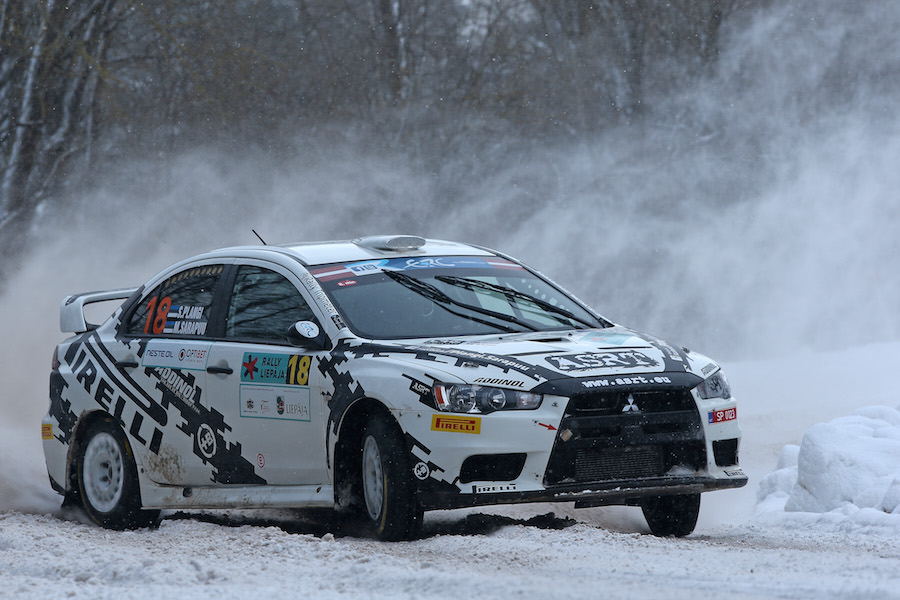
left=142, top=340, right=212, bottom=370
left=240, top=385, right=311, bottom=422
left=240, top=352, right=311, bottom=386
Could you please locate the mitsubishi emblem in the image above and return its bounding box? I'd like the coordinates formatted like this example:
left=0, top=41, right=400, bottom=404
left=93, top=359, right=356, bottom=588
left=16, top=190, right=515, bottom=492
left=622, top=393, right=640, bottom=413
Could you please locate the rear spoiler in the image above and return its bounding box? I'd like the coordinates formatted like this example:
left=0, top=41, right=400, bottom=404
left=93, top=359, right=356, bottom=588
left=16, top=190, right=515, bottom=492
left=60, top=288, right=138, bottom=333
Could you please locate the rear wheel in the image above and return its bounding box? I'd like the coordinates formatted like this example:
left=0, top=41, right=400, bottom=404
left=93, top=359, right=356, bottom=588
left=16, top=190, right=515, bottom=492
left=360, top=416, right=422, bottom=541
left=77, top=418, right=159, bottom=529
left=641, top=493, right=701, bottom=537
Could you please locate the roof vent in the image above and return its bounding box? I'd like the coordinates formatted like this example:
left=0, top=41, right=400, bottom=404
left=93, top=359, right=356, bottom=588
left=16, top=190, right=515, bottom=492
left=354, top=235, right=427, bottom=251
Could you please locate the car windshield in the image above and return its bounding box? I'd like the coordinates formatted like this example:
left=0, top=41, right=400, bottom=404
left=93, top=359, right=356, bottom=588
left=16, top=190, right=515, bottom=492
left=310, top=255, right=607, bottom=339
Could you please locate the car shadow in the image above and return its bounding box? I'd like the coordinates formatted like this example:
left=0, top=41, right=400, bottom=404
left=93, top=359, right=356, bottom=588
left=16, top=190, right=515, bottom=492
left=162, top=507, right=577, bottom=540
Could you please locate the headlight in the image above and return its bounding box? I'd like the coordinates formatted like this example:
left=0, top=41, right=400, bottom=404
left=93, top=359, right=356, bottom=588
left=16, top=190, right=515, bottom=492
left=433, top=383, right=543, bottom=414
left=696, top=370, right=731, bottom=400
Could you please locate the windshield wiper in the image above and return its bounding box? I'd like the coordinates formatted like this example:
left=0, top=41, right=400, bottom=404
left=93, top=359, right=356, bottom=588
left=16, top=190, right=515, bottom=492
left=434, top=275, right=599, bottom=330
left=382, top=270, right=538, bottom=332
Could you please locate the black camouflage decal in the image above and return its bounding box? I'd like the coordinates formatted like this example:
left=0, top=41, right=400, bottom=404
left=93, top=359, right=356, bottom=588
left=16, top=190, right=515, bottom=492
left=318, top=337, right=557, bottom=439
left=337, top=339, right=558, bottom=382
left=147, top=366, right=264, bottom=484
left=53, top=331, right=265, bottom=486
left=640, top=332, right=692, bottom=373
left=316, top=341, right=367, bottom=439
left=317, top=340, right=457, bottom=489
left=403, top=374, right=441, bottom=410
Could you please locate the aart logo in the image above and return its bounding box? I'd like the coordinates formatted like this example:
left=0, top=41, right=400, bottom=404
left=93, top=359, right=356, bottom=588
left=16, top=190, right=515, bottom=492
left=431, top=414, right=481, bottom=434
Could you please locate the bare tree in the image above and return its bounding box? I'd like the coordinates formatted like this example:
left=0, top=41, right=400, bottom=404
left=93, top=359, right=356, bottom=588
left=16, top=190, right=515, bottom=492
left=0, top=0, right=740, bottom=270
left=1, top=0, right=120, bottom=248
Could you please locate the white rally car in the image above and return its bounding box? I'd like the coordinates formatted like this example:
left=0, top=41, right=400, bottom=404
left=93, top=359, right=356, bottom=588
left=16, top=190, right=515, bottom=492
left=42, top=235, right=746, bottom=540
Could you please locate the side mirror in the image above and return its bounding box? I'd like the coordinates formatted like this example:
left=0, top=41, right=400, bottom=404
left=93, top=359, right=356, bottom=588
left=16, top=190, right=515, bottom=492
left=287, top=319, right=331, bottom=350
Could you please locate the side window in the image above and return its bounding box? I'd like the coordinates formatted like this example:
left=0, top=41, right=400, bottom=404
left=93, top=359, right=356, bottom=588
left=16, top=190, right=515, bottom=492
left=124, top=265, right=224, bottom=336
left=225, top=265, right=315, bottom=343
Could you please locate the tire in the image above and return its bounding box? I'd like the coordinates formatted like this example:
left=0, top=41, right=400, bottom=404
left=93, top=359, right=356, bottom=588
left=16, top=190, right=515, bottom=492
left=641, top=493, right=701, bottom=537
left=360, top=415, right=422, bottom=541
left=76, top=418, right=160, bottom=530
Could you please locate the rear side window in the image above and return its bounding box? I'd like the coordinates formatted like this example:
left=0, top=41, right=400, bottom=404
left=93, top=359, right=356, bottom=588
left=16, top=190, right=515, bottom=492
left=225, top=265, right=315, bottom=343
left=124, top=265, right=224, bottom=337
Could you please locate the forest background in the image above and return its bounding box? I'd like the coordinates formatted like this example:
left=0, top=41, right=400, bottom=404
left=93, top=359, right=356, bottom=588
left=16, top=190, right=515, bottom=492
left=2, top=0, right=748, bottom=256
left=3, top=0, right=897, bottom=361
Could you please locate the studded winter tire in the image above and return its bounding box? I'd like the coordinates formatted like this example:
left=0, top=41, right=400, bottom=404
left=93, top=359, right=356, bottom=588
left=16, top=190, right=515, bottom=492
left=641, top=493, right=701, bottom=537
left=76, top=418, right=159, bottom=530
left=360, top=415, right=422, bottom=541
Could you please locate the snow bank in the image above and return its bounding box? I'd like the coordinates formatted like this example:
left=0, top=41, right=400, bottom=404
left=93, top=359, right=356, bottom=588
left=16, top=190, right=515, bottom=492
left=756, top=406, right=900, bottom=528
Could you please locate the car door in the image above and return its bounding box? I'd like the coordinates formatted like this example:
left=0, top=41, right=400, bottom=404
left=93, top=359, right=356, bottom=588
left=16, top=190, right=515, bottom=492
left=115, top=262, right=237, bottom=487
left=203, top=262, right=329, bottom=485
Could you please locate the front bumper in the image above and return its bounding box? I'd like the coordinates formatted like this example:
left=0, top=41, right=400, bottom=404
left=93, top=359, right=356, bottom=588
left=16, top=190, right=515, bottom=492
left=401, top=384, right=746, bottom=511
left=419, top=472, right=747, bottom=510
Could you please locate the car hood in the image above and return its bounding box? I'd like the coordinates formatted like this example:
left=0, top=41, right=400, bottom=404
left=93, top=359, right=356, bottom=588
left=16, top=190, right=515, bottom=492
left=354, top=326, right=718, bottom=395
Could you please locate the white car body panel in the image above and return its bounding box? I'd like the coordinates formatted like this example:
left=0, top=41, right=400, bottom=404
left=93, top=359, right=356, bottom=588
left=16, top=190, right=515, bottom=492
left=42, top=237, right=746, bottom=521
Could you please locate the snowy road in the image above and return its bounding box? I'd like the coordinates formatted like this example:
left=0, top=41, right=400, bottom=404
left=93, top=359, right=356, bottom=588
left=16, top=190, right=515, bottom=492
left=3, top=343, right=900, bottom=599
left=5, top=0, right=900, bottom=591
left=2, top=504, right=898, bottom=600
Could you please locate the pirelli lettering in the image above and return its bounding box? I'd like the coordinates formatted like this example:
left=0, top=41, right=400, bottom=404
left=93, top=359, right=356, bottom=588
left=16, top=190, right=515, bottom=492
left=431, top=414, right=481, bottom=434
left=69, top=343, right=166, bottom=455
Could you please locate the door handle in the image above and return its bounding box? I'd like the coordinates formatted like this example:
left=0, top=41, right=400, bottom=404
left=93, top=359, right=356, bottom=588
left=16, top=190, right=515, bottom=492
left=116, top=360, right=139, bottom=369
left=207, top=365, right=234, bottom=375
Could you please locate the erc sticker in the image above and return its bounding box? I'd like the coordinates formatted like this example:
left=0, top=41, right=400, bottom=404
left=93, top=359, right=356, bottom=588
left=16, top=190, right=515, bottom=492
left=431, top=414, right=481, bottom=434
left=41, top=423, right=53, bottom=440
left=708, top=407, right=737, bottom=424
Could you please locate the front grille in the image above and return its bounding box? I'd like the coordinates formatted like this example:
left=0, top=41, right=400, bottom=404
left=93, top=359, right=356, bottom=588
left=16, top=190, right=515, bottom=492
left=575, top=446, right=665, bottom=481
left=544, top=387, right=705, bottom=486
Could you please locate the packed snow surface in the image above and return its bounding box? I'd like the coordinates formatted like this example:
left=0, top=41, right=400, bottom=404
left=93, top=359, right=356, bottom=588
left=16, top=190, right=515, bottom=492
left=2, top=341, right=899, bottom=599
left=4, top=0, right=900, bottom=593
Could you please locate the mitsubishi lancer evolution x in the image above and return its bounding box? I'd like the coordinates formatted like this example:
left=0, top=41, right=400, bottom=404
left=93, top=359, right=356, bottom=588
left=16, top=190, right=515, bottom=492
left=42, top=235, right=746, bottom=540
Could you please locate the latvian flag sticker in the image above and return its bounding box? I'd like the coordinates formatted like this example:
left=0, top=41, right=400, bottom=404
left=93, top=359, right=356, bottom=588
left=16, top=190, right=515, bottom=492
left=310, top=265, right=356, bottom=281
left=486, top=258, right=524, bottom=270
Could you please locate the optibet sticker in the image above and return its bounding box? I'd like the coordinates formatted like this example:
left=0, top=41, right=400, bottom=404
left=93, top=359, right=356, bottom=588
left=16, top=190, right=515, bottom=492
left=142, top=340, right=211, bottom=370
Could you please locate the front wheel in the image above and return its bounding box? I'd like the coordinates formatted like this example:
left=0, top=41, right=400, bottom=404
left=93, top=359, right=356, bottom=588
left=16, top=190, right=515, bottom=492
left=641, top=493, right=701, bottom=537
left=76, top=418, right=159, bottom=529
left=360, top=416, right=422, bottom=541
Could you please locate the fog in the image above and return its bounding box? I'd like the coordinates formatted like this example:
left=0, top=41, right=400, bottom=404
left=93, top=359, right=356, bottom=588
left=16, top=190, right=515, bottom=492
left=2, top=0, right=899, bottom=512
